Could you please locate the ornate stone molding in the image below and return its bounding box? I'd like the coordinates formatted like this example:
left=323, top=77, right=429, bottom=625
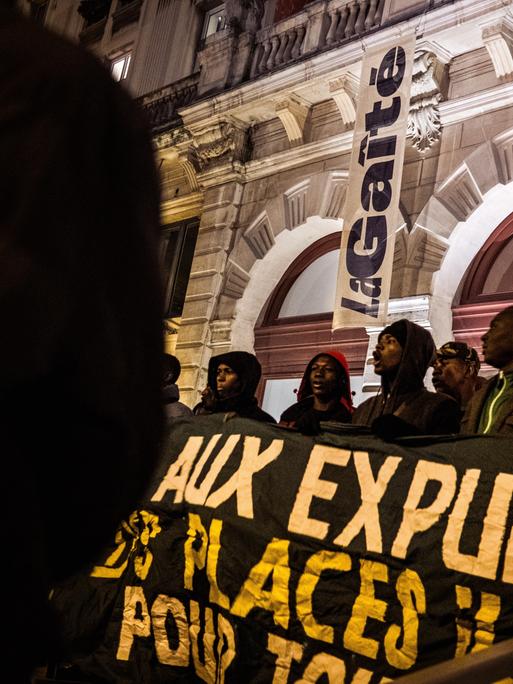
left=190, top=120, right=249, bottom=170
left=435, top=164, right=483, bottom=223
left=223, top=260, right=251, bottom=299
left=481, top=18, right=513, bottom=78
left=492, top=127, right=513, bottom=184
left=407, top=51, right=448, bottom=153
left=329, top=75, right=357, bottom=125
left=319, top=170, right=348, bottom=218
left=284, top=180, right=310, bottom=228
left=275, top=96, right=310, bottom=145
left=244, top=212, right=275, bottom=259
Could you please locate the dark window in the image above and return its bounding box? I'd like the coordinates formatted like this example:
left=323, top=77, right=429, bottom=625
left=30, top=0, right=49, bottom=25
left=161, top=219, right=199, bottom=318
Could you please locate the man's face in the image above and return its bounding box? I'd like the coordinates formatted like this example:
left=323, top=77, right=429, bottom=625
left=309, top=355, right=340, bottom=400
left=432, top=357, right=468, bottom=399
left=216, top=363, right=241, bottom=399
left=373, top=334, right=402, bottom=375
left=482, top=312, right=513, bottom=370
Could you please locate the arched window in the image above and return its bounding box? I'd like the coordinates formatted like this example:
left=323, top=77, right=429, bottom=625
left=254, top=233, right=368, bottom=419
left=452, top=211, right=513, bottom=368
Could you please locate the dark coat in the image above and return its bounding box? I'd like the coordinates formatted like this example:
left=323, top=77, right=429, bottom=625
left=1, top=8, right=163, bottom=678
left=353, top=320, right=460, bottom=435
left=196, top=351, right=276, bottom=423
left=461, top=374, right=513, bottom=435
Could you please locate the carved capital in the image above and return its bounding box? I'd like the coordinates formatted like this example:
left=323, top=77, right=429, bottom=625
left=190, top=120, right=249, bottom=170
left=407, top=51, right=448, bottom=153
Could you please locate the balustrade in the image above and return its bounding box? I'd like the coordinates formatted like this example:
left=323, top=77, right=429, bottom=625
left=251, top=0, right=385, bottom=78
left=325, top=0, right=384, bottom=46
left=138, top=74, right=199, bottom=131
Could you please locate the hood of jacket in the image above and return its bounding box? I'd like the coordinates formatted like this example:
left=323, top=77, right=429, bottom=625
left=297, top=350, right=353, bottom=414
left=162, top=382, right=180, bottom=404
left=208, top=351, right=262, bottom=406
left=380, top=319, right=436, bottom=411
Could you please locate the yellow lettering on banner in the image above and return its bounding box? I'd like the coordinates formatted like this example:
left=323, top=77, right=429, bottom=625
left=384, top=569, right=426, bottom=670
left=134, top=511, right=161, bottom=580
left=296, top=550, right=352, bottom=643
left=334, top=452, right=402, bottom=553
left=185, top=435, right=239, bottom=504
left=344, top=560, right=388, bottom=659
left=91, top=514, right=138, bottom=578
left=295, top=653, right=346, bottom=683
left=184, top=513, right=229, bottom=609
left=455, top=585, right=472, bottom=657
left=152, top=595, right=190, bottom=666
left=151, top=436, right=204, bottom=503
left=267, top=634, right=303, bottom=684
left=472, top=592, right=501, bottom=653
left=184, top=513, right=208, bottom=590
left=503, top=525, right=513, bottom=584
left=207, top=519, right=230, bottom=609
left=391, top=461, right=457, bottom=559
left=289, top=445, right=351, bottom=539
left=455, top=586, right=502, bottom=656
left=116, top=586, right=151, bottom=661
left=443, top=471, right=513, bottom=580
left=217, top=613, right=236, bottom=684
left=231, top=538, right=291, bottom=629
left=190, top=600, right=216, bottom=683
left=205, top=437, right=284, bottom=518
left=350, top=669, right=372, bottom=684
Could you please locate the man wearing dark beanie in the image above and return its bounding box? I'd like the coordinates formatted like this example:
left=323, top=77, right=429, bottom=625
left=352, top=319, right=461, bottom=437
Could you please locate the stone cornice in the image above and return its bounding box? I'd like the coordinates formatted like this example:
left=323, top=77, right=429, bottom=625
left=244, top=129, right=353, bottom=181
left=439, top=81, right=513, bottom=125
left=179, top=0, right=509, bottom=128
left=161, top=192, right=204, bottom=224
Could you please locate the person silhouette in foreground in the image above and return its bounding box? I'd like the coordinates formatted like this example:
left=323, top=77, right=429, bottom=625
left=1, top=4, right=163, bottom=680
left=461, top=306, right=513, bottom=435
left=279, top=350, right=353, bottom=434
left=432, top=341, right=484, bottom=415
left=162, top=353, right=193, bottom=420
left=194, top=351, right=276, bottom=423
left=352, top=319, right=460, bottom=438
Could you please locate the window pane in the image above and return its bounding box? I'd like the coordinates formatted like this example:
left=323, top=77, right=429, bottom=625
left=203, top=4, right=225, bottom=37
left=278, top=249, right=340, bottom=317
left=111, top=54, right=130, bottom=81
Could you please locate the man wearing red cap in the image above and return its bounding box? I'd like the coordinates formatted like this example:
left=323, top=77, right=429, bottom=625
left=352, top=319, right=461, bottom=437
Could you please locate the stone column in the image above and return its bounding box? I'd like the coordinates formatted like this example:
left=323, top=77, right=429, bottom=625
left=176, top=182, right=244, bottom=408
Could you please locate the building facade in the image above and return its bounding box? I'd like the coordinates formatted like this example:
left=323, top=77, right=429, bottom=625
left=36, top=0, right=513, bottom=417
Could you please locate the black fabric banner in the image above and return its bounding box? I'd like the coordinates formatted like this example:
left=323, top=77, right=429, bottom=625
left=52, top=415, right=513, bottom=683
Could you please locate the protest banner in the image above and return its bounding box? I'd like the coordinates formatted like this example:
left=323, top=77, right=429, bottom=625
left=333, top=34, right=416, bottom=328
left=52, top=415, right=513, bottom=683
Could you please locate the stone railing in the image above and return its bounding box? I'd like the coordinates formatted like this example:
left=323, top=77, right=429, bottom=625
left=137, top=72, right=200, bottom=131
left=250, top=0, right=386, bottom=77
left=325, top=0, right=385, bottom=46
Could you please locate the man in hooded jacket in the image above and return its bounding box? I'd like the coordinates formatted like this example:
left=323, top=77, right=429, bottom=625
left=279, top=350, right=353, bottom=433
left=194, top=351, right=275, bottom=423
left=352, top=319, right=460, bottom=437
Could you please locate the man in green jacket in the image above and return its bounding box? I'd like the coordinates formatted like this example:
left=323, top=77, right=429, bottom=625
left=461, top=306, right=513, bottom=435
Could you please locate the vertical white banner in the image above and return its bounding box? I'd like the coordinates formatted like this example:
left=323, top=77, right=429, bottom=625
left=333, top=34, right=416, bottom=329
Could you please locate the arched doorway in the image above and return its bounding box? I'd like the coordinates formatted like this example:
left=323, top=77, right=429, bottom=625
left=254, top=233, right=368, bottom=420
left=452, top=211, right=513, bottom=374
